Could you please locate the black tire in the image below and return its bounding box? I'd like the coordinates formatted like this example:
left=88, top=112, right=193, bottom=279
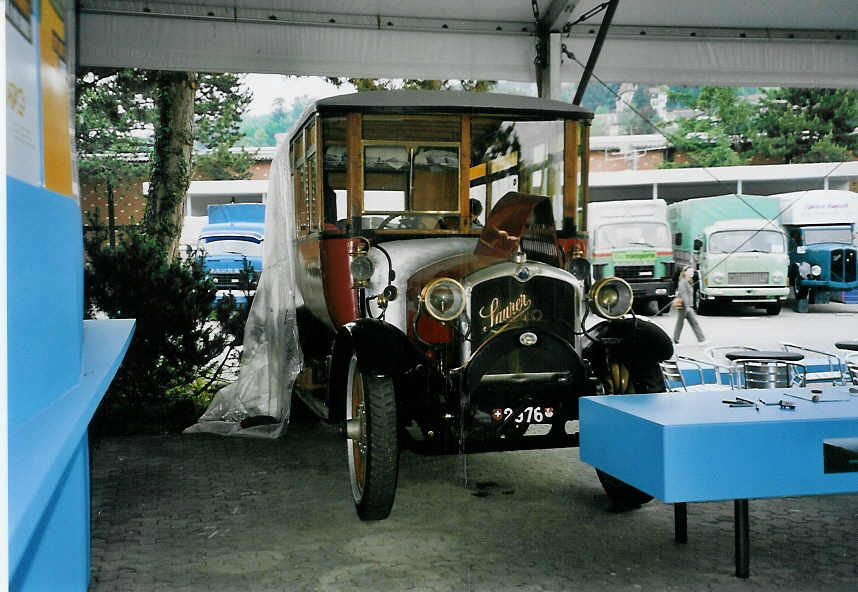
left=595, top=357, right=663, bottom=509
left=765, top=302, right=781, bottom=315
left=344, top=354, right=399, bottom=521
left=793, top=273, right=810, bottom=301
left=693, top=285, right=709, bottom=315
left=633, top=299, right=660, bottom=317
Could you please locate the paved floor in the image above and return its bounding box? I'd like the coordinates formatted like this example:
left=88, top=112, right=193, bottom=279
left=90, top=415, right=858, bottom=592
left=649, top=300, right=858, bottom=359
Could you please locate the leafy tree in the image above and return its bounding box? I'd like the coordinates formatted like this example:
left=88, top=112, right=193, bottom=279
left=75, top=69, right=155, bottom=187
left=84, top=226, right=234, bottom=434
left=326, top=77, right=495, bottom=93
left=615, top=86, right=661, bottom=135
left=660, top=86, right=753, bottom=168
left=239, top=95, right=314, bottom=146
left=194, top=73, right=256, bottom=179
left=753, top=88, right=858, bottom=163
left=143, top=71, right=198, bottom=258
left=76, top=69, right=254, bottom=256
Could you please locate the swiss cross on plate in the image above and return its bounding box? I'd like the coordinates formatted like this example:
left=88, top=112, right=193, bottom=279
left=544, top=407, right=554, bottom=418
left=492, top=409, right=504, bottom=421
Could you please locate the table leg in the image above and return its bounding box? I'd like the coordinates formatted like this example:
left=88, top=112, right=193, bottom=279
left=674, top=503, right=687, bottom=544
left=734, top=499, right=749, bottom=578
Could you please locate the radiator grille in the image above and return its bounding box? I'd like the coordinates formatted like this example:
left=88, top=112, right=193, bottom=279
left=728, top=271, right=769, bottom=285
left=470, top=276, right=574, bottom=349
left=831, top=249, right=857, bottom=283
left=614, top=265, right=655, bottom=280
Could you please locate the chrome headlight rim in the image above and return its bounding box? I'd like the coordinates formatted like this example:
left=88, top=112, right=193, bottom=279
left=589, top=277, right=634, bottom=320
left=810, top=264, right=822, bottom=277
left=421, top=277, right=466, bottom=322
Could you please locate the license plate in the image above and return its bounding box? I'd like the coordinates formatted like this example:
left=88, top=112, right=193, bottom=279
left=493, top=406, right=554, bottom=423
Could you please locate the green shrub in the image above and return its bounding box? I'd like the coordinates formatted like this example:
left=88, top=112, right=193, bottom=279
left=85, top=226, right=248, bottom=435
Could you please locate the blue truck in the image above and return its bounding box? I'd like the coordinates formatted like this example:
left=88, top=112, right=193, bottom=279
left=772, top=190, right=858, bottom=310
left=198, top=203, right=265, bottom=303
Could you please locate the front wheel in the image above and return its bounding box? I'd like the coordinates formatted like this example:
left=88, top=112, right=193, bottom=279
left=344, top=354, right=399, bottom=520
left=765, top=302, right=781, bottom=315
left=595, top=358, right=663, bottom=509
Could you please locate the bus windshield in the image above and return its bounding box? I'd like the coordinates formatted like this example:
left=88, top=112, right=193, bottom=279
left=708, top=230, right=784, bottom=254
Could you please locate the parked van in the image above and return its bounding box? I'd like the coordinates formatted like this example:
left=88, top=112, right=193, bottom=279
left=770, top=190, right=858, bottom=308
left=668, top=195, right=789, bottom=315
left=587, top=199, right=674, bottom=314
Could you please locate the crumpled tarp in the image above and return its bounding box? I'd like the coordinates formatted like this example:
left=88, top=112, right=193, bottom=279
left=185, top=138, right=303, bottom=438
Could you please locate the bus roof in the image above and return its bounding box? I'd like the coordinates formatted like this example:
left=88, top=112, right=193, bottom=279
left=292, top=91, right=593, bottom=138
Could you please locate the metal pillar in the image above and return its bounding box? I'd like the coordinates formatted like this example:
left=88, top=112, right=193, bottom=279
left=537, top=33, right=562, bottom=100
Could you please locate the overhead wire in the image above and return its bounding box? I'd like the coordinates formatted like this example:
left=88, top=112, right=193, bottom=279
left=558, top=28, right=851, bottom=295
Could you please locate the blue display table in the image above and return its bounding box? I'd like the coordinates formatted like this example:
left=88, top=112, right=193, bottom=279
left=580, top=388, right=858, bottom=577
left=9, top=319, right=134, bottom=591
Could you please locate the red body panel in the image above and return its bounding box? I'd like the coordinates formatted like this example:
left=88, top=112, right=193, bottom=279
left=321, top=238, right=360, bottom=326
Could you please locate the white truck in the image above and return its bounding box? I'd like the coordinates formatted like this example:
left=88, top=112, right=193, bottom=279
left=588, top=199, right=675, bottom=315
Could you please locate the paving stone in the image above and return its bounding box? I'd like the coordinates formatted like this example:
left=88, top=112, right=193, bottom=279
left=90, top=417, right=857, bottom=591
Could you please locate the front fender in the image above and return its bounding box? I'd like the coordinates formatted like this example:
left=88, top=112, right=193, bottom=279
left=583, top=317, right=674, bottom=370
left=328, top=319, right=424, bottom=423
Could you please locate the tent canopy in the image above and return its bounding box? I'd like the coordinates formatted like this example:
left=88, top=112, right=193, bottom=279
left=78, top=1, right=858, bottom=88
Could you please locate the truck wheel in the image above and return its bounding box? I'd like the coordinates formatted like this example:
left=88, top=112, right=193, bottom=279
left=633, top=299, right=659, bottom=316
left=693, top=286, right=709, bottom=315
left=344, top=353, right=399, bottom=521
left=765, top=302, right=781, bottom=315
left=595, top=359, right=662, bottom=509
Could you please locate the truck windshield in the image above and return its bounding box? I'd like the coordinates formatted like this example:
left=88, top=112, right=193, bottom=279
left=594, top=222, right=671, bottom=249
left=203, top=238, right=263, bottom=258
left=709, top=230, right=784, bottom=254
left=802, top=226, right=853, bottom=245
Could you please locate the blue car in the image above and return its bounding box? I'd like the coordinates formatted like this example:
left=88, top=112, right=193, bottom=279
left=198, top=204, right=264, bottom=304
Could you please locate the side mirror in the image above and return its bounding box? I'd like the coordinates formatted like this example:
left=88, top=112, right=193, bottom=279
left=693, top=238, right=703, bottom=252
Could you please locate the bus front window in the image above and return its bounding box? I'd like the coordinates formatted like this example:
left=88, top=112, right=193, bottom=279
left=360, top=115, right=461, bottom=231
left=363, top=145, right=460, bottom=230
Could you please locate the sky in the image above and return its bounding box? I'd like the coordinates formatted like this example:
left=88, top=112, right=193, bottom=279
left=242, top=74, right=355, bottom=115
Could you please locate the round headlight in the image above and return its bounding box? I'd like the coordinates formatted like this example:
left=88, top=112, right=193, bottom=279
left=350, top=255, right=375, bottom=283
left=810, top=264, right=822, bottom=277
left=422, top=277, right=466, bottom=321
left=712, top=272, right=725, bottom=284
left=589, top=277, right=633, bottom=319
left=772, top=272, right=785, bottom=284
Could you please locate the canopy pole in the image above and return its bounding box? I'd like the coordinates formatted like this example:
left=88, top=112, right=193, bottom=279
left=572, top=0, right=619, bottom=105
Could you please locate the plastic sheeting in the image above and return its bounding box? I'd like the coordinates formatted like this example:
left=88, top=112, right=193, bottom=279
left=185, top=139, right=303, bottom=438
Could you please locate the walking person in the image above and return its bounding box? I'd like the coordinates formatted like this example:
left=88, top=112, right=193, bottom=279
left=673, top=266, right=706, bottom=344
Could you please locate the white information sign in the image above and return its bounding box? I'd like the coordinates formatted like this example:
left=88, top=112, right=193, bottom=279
left=6, top=3, right=41, bottom=185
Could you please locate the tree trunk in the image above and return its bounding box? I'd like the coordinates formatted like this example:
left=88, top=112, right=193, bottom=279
left=143, top=71, right=197, bottom=260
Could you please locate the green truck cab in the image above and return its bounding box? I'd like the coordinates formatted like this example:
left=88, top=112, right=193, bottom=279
left=668, top=195, right=789, bottom=315
left=587, top=199, right=675, bottom=315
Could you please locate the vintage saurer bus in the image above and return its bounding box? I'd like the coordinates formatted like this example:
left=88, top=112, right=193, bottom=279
left=289, top=91, right=672, bottom=520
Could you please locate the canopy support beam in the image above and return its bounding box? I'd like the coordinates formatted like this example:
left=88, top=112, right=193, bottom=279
left=572, top=0, right=618, bottom=105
